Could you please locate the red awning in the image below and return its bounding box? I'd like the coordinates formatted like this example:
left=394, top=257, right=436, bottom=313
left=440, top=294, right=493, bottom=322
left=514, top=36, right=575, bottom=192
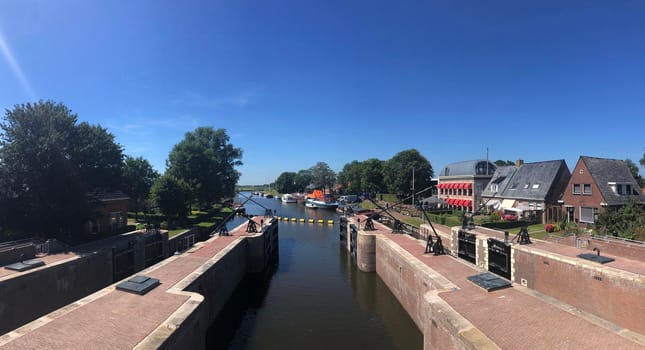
left=448, top=198, right=454, bottom=205
left=451, top=183, right=457, bottom=189
left=460, top=183, right=467, bottom=189
left=458, top=199, right=465, bottom=206
left=465, top=200, right=472, bottom=207
left=466, top=183, right=472, bottom=189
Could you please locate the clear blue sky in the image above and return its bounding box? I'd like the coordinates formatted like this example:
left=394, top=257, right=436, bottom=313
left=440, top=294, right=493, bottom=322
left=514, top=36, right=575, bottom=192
left=1, top=1, right=643, bottom=185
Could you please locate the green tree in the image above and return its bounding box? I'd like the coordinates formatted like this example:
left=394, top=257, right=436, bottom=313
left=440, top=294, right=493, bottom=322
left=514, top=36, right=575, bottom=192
left=0, top=101, right=123, bottom=239
left=596, top=200, right=645, bottom=240
left=310, top=162, right=336, bottom=191
left=494, top=160, right=514, bottom=166
left=150, top=175, right=189, bottom=225
left=383, top=149, right=433, bottom=200
left=337, top=161, right=363, bottom=194
left=72, top=122, right=124, bottom=190
left=294, top=169, right=313, bottom=192
left=274, top=172, right=297, bottom=194
left=166, top=127, right=242, bottom=208
left=640, top=149, right=645, bottom=168
left=123, top=156, right=159, bottom=221
left=361, top=158, right=385, bottom=195
left=625, top=159, right=645, bottom=188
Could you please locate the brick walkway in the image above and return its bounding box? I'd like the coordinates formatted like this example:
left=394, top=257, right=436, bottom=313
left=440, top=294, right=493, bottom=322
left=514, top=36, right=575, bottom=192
left=358, top=214, right=643, bottom=349
left=0, top=218, right=266, bottom=350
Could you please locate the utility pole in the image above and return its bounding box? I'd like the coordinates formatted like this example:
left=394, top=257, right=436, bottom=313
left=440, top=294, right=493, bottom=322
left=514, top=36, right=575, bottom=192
left=412, top=166, right=415, bottom=207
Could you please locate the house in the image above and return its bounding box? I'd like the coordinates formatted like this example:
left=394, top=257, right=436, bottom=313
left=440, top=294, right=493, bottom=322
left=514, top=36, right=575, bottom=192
left=562, top=156, right=645, bottom=225
left=86, top=190, right=130, bottom=234
left=482, top=159, right=571, bottom=223
left=437, top=159, right=497, bottom=212
left=481, top=165, right=518, bottom=211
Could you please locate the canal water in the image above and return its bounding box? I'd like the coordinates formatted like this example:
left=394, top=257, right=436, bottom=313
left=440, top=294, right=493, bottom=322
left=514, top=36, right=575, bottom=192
left=207, top=193, right=422, bottom=350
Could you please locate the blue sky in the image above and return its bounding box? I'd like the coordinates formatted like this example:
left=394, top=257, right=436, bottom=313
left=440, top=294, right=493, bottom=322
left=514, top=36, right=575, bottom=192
left=1, top=1, right=643, bottom=185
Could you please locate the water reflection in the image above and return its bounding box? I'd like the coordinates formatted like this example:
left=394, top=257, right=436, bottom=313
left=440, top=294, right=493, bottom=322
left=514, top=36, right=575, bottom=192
left=208, top=193, right=422, bottom=349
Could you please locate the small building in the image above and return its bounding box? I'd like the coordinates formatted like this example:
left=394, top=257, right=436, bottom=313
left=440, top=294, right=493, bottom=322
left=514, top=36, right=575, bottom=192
left=482, top=160, right=571, bottom=223
left=562, top=156, right=645, bottom=225
left=437, top=159, right=497, bottom=212
left=481, top=165, right=518, bottom=211
left=86, top=190, right=130, bottom=234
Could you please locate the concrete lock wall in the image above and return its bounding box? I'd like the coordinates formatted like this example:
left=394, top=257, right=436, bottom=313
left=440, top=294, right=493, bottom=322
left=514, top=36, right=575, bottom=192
left=149, top=220, right=279, bottom=349
left=375, top=236, right=498, bottom=350
left=0, top=251, right=113, bottom=335
left=357, top=232, right=376, bottom=272
left=513, top=247, right=645, bottom=334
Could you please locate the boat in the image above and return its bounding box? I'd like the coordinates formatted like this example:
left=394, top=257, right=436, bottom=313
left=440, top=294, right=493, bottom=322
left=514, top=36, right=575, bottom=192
left=281, top=194, right=297, bottom=203
left=304, top=189, right=339, bottom=210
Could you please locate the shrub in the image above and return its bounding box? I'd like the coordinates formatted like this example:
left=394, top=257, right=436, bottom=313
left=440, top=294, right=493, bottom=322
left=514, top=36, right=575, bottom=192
left=545, top=223, right=554, bottom=233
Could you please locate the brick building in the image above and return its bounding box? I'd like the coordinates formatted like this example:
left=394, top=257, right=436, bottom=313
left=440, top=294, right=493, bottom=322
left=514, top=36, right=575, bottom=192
left=437, top=159, right=496, bottom=212
left=86, top=190, right=130, bottom=234
left=562, top=156, right=645, bottom=225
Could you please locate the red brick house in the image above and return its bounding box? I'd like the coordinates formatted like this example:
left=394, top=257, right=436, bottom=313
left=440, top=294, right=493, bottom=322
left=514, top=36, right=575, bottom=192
left=562, top=156, right=645, bottom=225
left=86, top=190, right=130, bottom=234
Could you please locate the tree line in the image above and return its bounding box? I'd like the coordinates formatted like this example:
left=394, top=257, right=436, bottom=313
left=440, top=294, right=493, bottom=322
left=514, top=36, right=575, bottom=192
left=273, top=149, right=434, bottom=200
left=0, top=101, right=241, bottom=242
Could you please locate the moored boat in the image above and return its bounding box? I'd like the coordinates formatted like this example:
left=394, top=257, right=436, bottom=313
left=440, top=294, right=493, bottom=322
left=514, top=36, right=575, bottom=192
left=281, top=193, right=297, bottom=203
left=304, top=189, right=339, bottom=209
left=305, top=198, right=339, bottom=209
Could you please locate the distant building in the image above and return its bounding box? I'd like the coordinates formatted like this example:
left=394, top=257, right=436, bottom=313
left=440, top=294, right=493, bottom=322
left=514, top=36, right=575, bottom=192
left=86, top=190, right=130, bottom=234
left=481, top=165, right=518, bottom=210
left=562, top=156, right=645, bottom=225
left=437, top=159, right=496, bottom=212
left=482, top=160, right=571, bottom=223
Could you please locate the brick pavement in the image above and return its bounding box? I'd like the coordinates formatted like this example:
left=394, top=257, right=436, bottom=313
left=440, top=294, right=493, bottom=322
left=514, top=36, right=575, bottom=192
left=358, top=215, right=644, bottom=349
left=0, top=218, right=267, bottom=350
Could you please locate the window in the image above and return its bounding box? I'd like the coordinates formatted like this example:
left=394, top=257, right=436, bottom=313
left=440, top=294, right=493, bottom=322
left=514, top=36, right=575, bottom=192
left=490, top=184, right=498, bottom=192
left=510, top=183, right=518, bottom=190
left=580, top=207, right=595, bottom=223
left=536, top=203, right=542, bottom=210
left=532, top=183, right=540, bottom=189
left=626, top=184, right=632, bottom=195
left=572, top=184, right=581, bottom=194
left=583, top=184, right=592, bottom=195
left=523, top=184, right=529, bottom=189
left=616, top=184, right=623, bottom=195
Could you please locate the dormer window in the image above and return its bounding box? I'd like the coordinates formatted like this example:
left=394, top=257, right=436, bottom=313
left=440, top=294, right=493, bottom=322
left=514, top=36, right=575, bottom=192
left=531, top=183, right=540, bottom=189
left=608, top=182, right=633, bottom=196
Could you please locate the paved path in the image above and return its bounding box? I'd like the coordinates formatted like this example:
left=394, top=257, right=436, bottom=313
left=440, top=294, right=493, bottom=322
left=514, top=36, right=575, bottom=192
left=0, top=217, right=267, bottom=350
left=354, top=214, right=644, bottom=349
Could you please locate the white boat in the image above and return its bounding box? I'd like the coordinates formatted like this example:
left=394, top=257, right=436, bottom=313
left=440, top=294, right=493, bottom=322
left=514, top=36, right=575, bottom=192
left=281, top=194, right=297, bottom=203
left=305, top=198, right=339, bottom=210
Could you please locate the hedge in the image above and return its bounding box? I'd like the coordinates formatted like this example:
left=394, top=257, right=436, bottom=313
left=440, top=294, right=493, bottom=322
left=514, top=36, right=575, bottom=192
left=481, top=220, right=528, bottom=230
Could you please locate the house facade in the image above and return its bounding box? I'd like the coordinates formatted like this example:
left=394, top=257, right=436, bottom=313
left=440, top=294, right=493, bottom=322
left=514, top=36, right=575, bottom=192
left=562, top=156, right=645, bottom=225
left=437, top=159, right=496, bottom=212
left=87, top=190, right=130, bottom=234
left=482, top=160, right=570, bottom=223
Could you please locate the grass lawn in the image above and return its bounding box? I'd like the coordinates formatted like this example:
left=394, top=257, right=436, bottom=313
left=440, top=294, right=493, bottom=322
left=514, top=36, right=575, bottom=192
left=168, top=229, right=187, bottom=238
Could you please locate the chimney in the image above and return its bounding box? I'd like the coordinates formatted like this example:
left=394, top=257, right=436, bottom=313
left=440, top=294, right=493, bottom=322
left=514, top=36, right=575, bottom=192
left=516, top=159, right=524, bottom=167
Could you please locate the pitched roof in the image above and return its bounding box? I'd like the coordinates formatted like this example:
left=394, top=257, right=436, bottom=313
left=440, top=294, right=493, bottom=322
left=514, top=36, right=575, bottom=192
left=87, top=190, right=130, bottom=202
left=581, top=156, right=645, bottom=205
left=438, top=159, right=496, bottom=177
left=481, top=165, right=518, bottom=198
left=501, top=160, right=569, bottom=201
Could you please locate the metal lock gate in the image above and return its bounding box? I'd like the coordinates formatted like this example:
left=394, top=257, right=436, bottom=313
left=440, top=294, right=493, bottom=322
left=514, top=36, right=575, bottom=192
left=457, top=230, right=477, bottom=264
left=487, top=238, right=511, bottom=279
